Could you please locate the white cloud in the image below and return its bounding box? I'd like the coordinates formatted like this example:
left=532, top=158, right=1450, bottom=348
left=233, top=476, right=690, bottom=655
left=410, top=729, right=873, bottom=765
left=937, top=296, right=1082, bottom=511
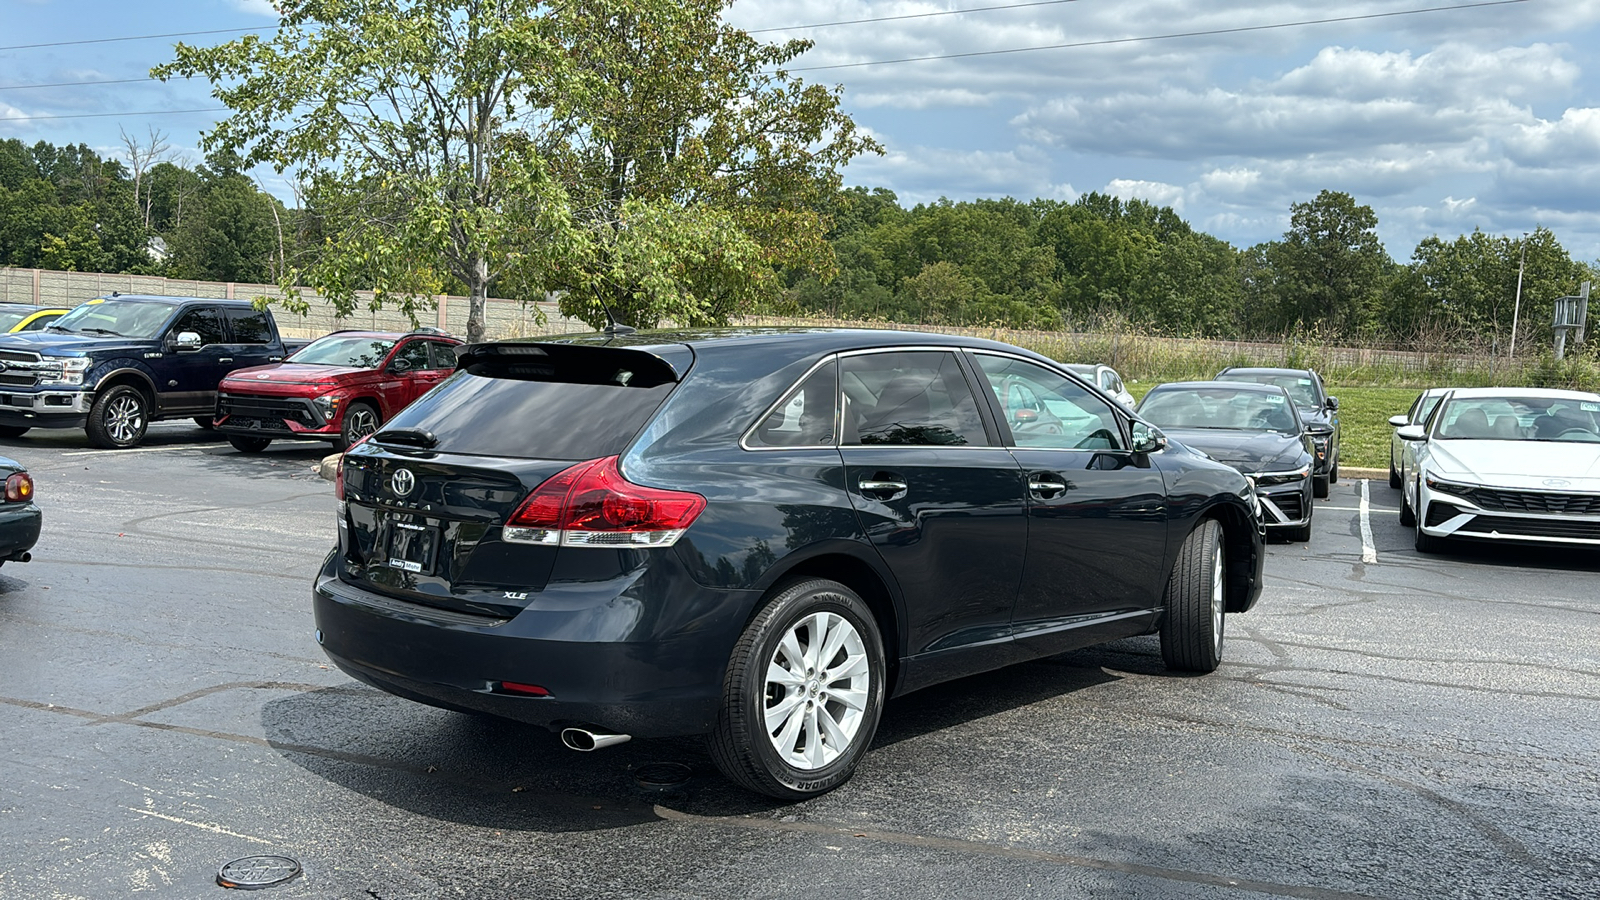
left=230, top=0, right=279, bottom=16
left=1103, top=178, right=1186, bottom=211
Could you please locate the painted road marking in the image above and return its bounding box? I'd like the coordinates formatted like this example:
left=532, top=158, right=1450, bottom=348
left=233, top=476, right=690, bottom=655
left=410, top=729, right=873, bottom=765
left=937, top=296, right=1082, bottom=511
left=1359, top=480, right=1377, bottom=564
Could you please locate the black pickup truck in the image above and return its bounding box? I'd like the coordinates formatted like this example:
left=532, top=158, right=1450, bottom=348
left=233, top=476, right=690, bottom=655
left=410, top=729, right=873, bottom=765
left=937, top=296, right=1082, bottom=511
left=0, top=294, right=311, bottom=449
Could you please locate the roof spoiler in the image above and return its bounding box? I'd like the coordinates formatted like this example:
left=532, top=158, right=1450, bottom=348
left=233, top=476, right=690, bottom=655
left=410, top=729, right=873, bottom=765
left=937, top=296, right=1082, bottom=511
left=457, top=341, right=688, bottom=387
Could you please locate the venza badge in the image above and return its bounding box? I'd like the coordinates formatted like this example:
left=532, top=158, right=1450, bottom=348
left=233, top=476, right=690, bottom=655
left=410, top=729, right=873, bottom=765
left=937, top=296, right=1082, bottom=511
left=390, top=468, right=416, bottom=497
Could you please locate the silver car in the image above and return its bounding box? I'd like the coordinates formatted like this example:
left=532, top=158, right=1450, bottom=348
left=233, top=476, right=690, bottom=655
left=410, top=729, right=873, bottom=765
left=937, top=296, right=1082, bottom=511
left=1065, top=363, right=1136, bottom=410
left=1387, top=387, right=1450, bottom=489
left=1397, top=387, right=1600, bottom=553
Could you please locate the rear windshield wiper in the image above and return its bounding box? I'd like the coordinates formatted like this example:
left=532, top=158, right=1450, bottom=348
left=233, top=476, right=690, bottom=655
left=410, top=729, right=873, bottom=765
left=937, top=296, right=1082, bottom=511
left=372, top=427, right=438, bottom=448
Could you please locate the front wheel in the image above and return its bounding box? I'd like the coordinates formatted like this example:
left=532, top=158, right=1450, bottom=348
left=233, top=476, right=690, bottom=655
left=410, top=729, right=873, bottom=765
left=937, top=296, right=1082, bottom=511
left=709, top=578, right=885, bottom=800
left=339, top=401, right=380, bottom=450
left=1313, top=474, right=1330, bottom=499
left=1388, top=451, right=1401, bottom=489
left=1330, top=457, right=1339, bottom=484
left=86, top=385, right=149, bottom=449
left=194, top=416, right=215, bottom=430
left=227, top=435, right=273, bottom=454
left=1399, top=481, right=1417, bottom=527
left=0, top=425, right=28, bottom=438
left=1161, top=519, right=1225, bottom=673
left=1414, top=503, right=1446, bottom=554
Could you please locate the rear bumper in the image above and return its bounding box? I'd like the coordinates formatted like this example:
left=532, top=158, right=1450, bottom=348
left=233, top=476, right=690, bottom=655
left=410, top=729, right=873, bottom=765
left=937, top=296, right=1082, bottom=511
left=311, top=552, right=754, bottom=738
left=0, top=502, right=42, bottom=559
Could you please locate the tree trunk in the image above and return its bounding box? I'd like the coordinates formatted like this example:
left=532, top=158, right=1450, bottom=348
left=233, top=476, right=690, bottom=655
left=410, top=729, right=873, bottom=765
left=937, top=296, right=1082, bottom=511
left=466, top=255, right=489, bottom=343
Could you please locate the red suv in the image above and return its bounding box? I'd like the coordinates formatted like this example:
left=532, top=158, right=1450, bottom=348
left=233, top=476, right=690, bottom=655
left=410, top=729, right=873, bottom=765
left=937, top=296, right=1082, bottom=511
left=215, top=329, right=464, bottom=452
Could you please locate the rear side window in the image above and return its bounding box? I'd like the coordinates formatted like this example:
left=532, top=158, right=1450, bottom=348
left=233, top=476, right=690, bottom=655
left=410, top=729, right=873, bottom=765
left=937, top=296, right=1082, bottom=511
left=226, top=308, right=273, bottom=344
left=429, top=342, right=459, bottom=370
left=380, top=347, right=678, bottom=459
left=840, top=351, right=987, bottom=446
left=748, top=359, right=838, bottom=448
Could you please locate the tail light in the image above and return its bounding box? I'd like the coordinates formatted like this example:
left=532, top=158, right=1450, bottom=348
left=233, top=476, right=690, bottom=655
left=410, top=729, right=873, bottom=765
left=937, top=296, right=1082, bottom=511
left=4, top=472, right=33, bottom=502
left=504, top=456, right=706, bottom=547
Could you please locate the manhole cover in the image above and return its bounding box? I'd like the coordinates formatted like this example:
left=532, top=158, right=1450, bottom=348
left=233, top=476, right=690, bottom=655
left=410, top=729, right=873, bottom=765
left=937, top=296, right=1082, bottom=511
left=217, top=855, right=301, bottom=890
left=634, top=761, right=692, bottom=792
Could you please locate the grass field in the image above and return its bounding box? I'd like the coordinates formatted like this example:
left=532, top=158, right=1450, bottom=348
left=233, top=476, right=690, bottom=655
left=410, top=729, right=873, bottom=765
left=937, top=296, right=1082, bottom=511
left=1126, top=380, right=1424, bottom=471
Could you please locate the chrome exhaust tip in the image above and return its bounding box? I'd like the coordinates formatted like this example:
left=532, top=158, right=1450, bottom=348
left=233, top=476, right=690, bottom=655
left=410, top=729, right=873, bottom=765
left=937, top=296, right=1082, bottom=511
left=560, top=727, right=631, bottom=752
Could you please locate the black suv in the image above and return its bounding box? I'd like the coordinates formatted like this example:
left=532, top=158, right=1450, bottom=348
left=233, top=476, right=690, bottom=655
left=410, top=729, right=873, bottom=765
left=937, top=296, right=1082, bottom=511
left=317, top=329, right=1265, bottom=798
left=1215, top=366, right=1340, bottom=497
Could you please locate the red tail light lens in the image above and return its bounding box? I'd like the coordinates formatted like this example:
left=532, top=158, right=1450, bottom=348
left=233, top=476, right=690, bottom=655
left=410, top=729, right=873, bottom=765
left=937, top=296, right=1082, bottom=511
left=4, top=472, right=33, bottom=502
left=504, top=456, right=706, bottom=547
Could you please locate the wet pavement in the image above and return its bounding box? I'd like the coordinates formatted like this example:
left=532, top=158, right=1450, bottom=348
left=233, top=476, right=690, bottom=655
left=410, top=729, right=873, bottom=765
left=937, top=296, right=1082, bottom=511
left=1, top=425, right=1596, bottom=899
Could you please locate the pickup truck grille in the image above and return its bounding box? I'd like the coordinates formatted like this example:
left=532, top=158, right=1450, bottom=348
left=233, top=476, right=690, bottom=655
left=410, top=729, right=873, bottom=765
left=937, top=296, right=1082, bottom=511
left=0, top=350, right=45, bottom=387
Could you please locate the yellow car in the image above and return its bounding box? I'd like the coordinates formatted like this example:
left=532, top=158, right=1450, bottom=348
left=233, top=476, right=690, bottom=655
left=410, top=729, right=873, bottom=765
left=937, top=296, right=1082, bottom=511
left=0, top=304, right=68, bottom=333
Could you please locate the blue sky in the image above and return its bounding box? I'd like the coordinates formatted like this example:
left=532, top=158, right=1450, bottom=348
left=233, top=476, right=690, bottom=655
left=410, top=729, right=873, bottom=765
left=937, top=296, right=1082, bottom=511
left=4, top=0, right=1600, bottom=263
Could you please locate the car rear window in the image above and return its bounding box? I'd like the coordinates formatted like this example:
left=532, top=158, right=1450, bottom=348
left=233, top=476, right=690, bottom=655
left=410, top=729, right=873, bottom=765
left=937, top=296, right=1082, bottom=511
left=378, top=345, right=679, bottom=459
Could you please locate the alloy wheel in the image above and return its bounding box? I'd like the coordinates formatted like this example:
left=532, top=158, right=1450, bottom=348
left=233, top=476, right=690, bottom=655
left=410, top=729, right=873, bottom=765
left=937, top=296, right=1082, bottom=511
left=107, top=395, right=144, bottom=445
left=1209, top=542, right=1225, bottom=654
left=763, top=611, right=870, bottom=770
left=346, top=407, right=379, bottom=441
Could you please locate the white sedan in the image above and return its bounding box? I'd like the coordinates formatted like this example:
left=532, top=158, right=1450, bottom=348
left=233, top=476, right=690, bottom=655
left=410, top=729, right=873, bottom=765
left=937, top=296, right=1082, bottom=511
left=1387, top=387, right=1450, bottom=489
left=1397, top=387, right=1600, bottom=553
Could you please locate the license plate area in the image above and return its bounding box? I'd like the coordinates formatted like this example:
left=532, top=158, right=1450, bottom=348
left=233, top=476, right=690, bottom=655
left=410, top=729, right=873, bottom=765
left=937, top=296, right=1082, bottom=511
left=382, top=515, right=439, bottom=575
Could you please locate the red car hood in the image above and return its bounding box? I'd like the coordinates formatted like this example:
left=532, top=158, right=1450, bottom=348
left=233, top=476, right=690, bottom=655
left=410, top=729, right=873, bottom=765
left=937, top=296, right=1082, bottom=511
left=222, top=363, right=367, bottom=389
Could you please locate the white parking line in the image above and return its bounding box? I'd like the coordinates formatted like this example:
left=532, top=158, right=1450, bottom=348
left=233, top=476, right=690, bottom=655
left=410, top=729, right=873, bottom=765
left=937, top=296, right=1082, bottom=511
left=1359, top=479, right=1377, bottom=564
left=62, top=444, right=226, bottom=457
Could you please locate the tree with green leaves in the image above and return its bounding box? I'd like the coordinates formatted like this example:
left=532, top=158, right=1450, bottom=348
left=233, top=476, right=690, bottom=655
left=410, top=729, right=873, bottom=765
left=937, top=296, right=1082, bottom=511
left=1259, top=190, right=1395, bottom=335
left=156, top=0, right=583, bottom=342
left=539, top=0, right=880, bottom=328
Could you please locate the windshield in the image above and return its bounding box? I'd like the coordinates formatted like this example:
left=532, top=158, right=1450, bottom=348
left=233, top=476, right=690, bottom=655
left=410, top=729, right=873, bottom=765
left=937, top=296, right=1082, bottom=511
left=50, top=299, right=177, bottom=338
left=1217, top=372, right=1320, bottom=410
left=1139, top=387, right=1300, bottom=432
left=0, top=311, right=29, bottom=332
left=288, top=336, right=396, bottom=368
left=1434, top=396, right=1600, bottom=442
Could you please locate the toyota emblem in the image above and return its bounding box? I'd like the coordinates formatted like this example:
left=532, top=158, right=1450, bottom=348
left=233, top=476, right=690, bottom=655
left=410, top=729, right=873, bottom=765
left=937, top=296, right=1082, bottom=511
left=391, top=468, right=416, bottom=497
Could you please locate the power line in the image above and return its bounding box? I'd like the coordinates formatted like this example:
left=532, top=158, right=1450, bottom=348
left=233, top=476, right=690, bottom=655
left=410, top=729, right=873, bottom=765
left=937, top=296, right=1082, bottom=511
left=748, top=0, right=1080, bottom=34
left=786, top=0, right=1531, bottom=71
left=0, top=78, right=151, bottom=93
left=0, top=26, right=273, bottom=53
left=0, top=108, right=228, bottom=122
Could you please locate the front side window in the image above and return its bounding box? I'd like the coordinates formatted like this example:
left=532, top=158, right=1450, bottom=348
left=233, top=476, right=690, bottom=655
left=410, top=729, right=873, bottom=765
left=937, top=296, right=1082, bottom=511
left=748, top=359, right=839, bottom=448
left=394, top=340, right=432, bottom=371
left=171, top=307, right=227, bottom=346
left=840, top=351, right=987, bottom=447
left=973, top=354, right=1124, bottom=450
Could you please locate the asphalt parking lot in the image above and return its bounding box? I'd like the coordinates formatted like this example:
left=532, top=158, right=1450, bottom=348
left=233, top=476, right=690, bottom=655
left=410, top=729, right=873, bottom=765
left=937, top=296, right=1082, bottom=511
left=1, top=425, right=1596, bottom=899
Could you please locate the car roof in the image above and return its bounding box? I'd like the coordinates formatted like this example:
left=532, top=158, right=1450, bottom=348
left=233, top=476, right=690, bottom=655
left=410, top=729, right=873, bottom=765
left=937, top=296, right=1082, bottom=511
left=91, top=293, right=261, bottom=308
left=1145, top=380, right=1288, bottom=395
left=0, top=303, right=44, bottom=312
left=1218, top=367, right=1318, bottom=377
left=1438, top=386, right=1600, bottom=401
left=1064, top=363, right=1101, bottom=372
left=314, top=330, right=460, bottom=341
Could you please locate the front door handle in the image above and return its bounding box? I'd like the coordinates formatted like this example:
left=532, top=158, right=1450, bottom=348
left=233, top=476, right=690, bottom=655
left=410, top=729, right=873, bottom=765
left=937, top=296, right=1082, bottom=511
left=858, top=478, right=908, bottom=499
left=219, top=357, right=233, bottom=363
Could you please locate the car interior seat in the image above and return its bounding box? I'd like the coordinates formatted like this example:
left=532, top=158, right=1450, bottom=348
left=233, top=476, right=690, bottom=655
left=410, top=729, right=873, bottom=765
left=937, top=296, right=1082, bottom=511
left=1450, top=408, right=1491, bottom=438
left=861, top=376, right=932, bottom=439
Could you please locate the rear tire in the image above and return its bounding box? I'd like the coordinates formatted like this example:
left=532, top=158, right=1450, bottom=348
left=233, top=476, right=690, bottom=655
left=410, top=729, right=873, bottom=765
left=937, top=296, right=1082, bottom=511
left=1161, top=519, right=1225, bottom=673
left=194, top=416, right=215, bottom=430
left=1388, top=451, right=1401, bottom=489
left=339, top=401, right=380, bottom=450
left=86, top=384, right=149, bottom=449
left=1399, top=481, right=1417, bottom=527
left=227, top=435, right=272, bottom=454
left=709, top=578, right=886, bottom=800
left=0, top=425, right=28, bottom=438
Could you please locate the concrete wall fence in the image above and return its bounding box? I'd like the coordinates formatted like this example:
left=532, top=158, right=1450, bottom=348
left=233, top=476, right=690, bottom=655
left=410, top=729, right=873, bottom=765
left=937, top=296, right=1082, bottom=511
left=0, top=267, right=594, bottom=340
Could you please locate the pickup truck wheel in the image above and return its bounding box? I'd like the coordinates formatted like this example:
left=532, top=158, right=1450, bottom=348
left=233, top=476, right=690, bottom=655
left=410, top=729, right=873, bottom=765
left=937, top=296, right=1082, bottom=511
left=709, top=578, right=885, bottom=800
left=194, top=417, right=215, bottom=430
left=227, top=435, right=272, bottom=454
left=339, top=401, right=380, bottom=450
left=0, top=426, right=29, bottom=438
left=1160, top=519, right=1225, bottom=673
left=86, top=385, right=149, bottom=449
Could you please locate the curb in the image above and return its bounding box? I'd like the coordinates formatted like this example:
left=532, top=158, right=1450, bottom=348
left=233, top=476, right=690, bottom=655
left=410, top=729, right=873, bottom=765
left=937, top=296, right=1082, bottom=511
left=1340, top=467, right=1387, bottom=480
left=316, top=453, right=340, bottom=482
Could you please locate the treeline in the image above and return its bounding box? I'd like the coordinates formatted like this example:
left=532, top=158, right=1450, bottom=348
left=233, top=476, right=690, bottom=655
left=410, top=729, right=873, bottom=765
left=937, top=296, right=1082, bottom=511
left=777, top=187, right=1596, bottom=349
left=0, top=137, right=287, bottom=284
left=3, top=138, right=1593, bottom=351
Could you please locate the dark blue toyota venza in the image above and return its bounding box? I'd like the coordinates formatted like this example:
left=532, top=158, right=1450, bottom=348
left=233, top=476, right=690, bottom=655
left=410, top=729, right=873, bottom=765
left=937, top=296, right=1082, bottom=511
left=315, top=328, right=1265, bottom=798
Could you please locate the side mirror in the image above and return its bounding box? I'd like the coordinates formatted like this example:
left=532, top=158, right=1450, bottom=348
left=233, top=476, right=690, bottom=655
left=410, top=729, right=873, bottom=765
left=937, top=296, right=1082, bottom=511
left=1327, top=396, right=1340, bottom=411
left=173, top=331, right=202, bottom=352
left=1132, top=421, right=1167, bottom=454
left=1388, top=414, right=1409, bottom=428
left=390, top=357, right=412, bottom=373
left=1013, top=408, right=1038, bottom=424
left=1397, top=425, right=1427, bottom=442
